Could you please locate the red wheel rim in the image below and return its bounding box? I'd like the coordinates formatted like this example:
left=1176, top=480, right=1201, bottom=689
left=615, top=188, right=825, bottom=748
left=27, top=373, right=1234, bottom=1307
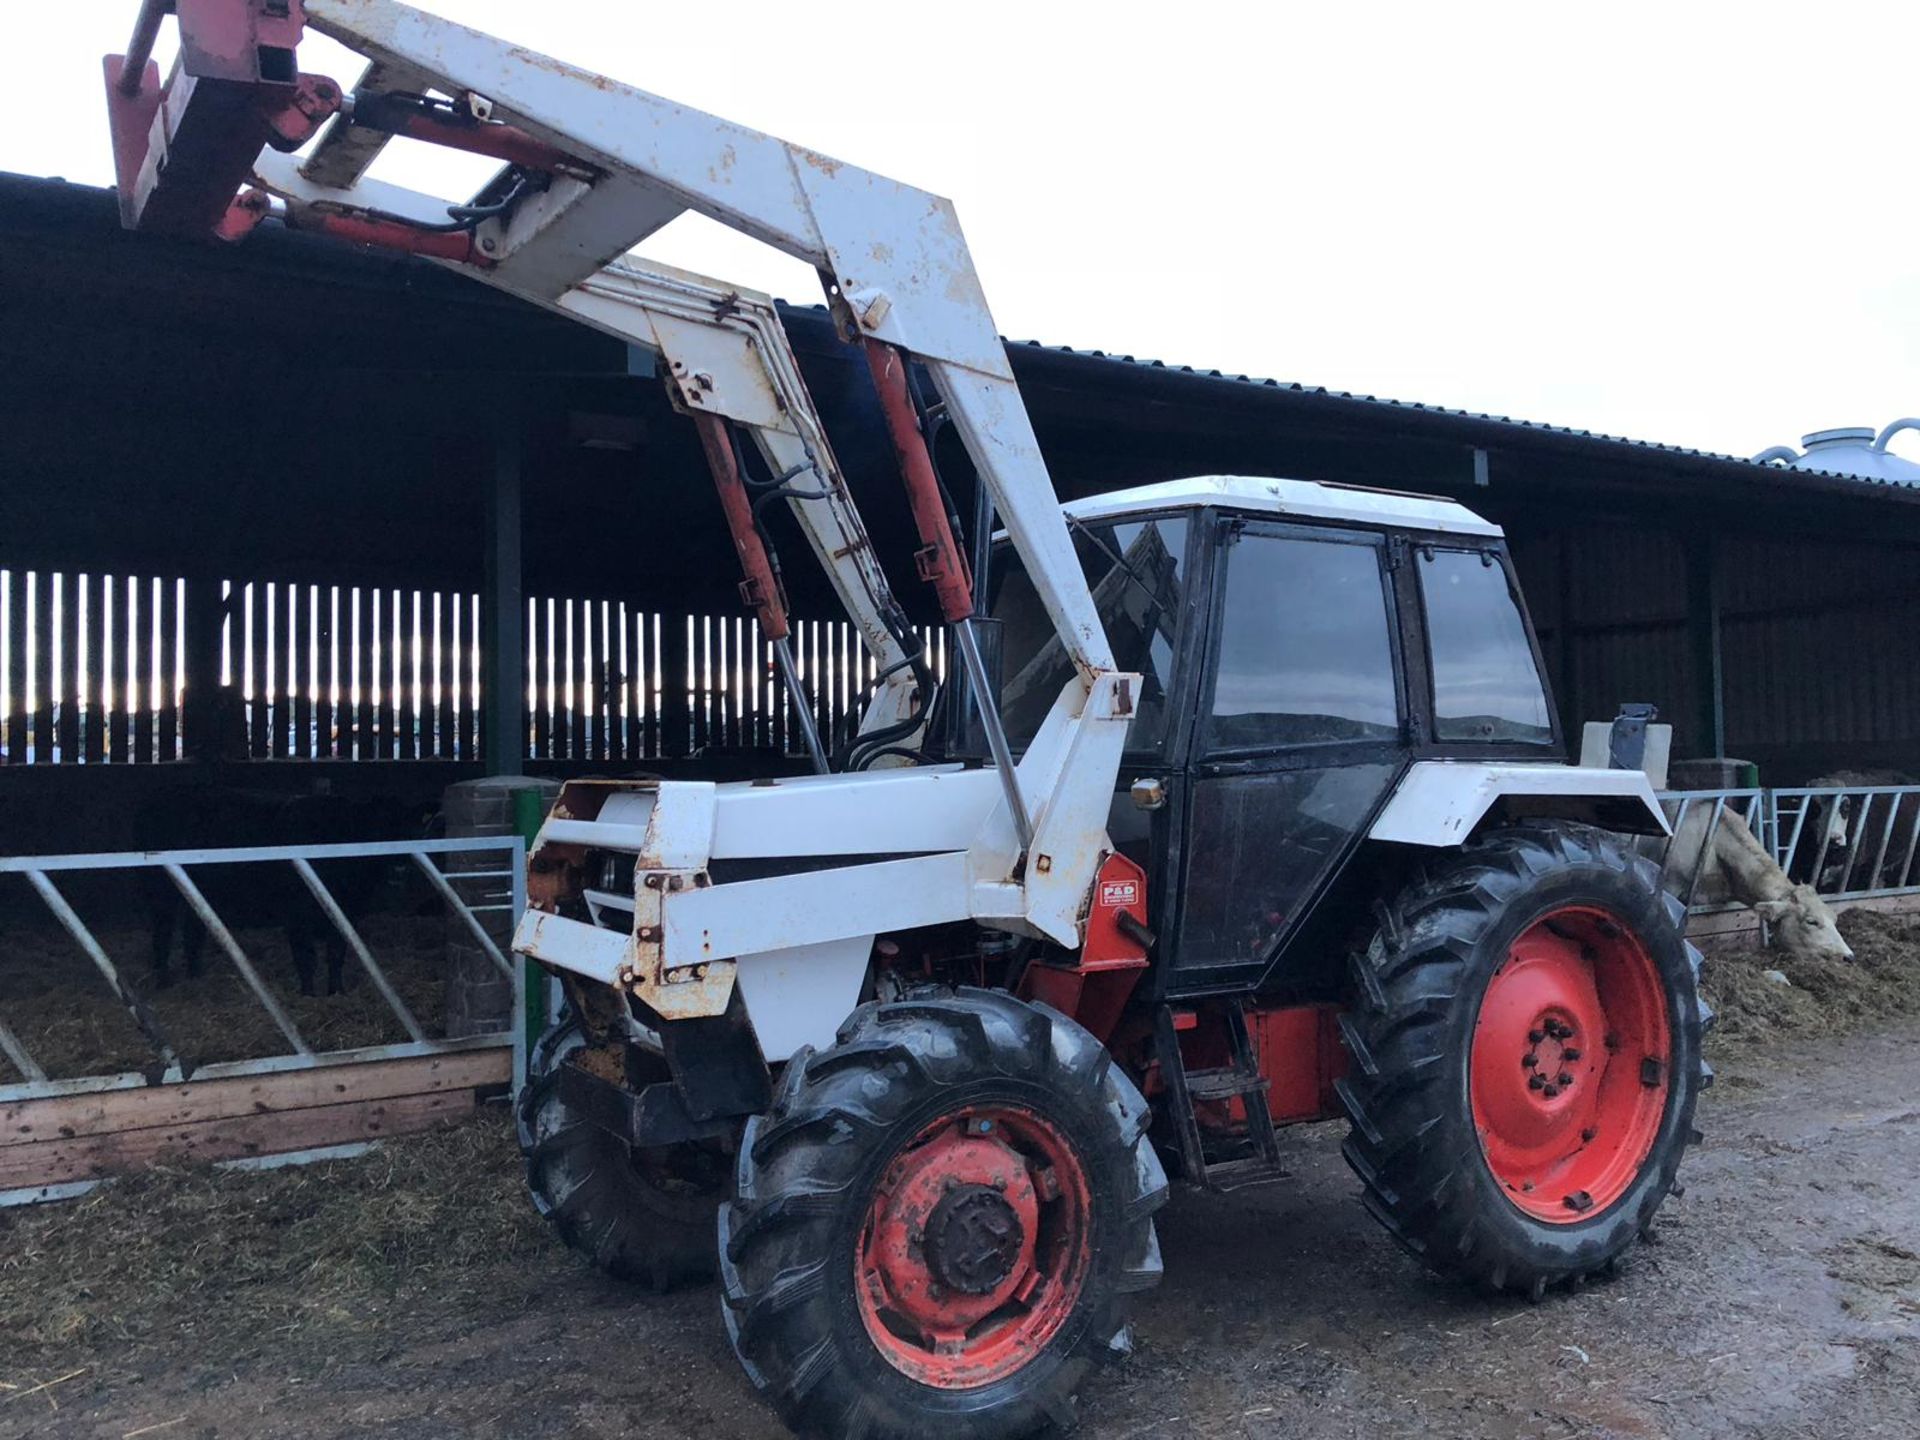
left=854, top=1104, right=1091, bottom=1389
left=1470, top=904, right=1671, bottom=1223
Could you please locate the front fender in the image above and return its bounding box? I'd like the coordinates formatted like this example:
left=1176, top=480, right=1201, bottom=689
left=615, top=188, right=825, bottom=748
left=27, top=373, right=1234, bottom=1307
left=1369, top=762, right=1670, bottom=847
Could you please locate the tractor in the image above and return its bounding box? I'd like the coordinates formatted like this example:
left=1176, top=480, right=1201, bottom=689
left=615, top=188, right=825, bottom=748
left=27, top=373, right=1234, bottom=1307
left=103, top=5, right=1707, bottom=1436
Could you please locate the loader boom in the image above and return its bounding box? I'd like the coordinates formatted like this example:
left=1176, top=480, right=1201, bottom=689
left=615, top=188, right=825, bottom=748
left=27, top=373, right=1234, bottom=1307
left=105, top=0, right=1137, bottom=1050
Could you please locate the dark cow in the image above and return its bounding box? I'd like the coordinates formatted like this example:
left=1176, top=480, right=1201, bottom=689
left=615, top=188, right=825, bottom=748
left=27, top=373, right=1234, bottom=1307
left=1794, top=771, right=1920, bottom=894
left=136, top=787, right=428, bottom=996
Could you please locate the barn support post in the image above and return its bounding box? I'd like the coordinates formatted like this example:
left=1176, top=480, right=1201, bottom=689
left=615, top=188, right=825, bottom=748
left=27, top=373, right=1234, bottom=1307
left=1686, top=532, right=1725, bottom=758
left=483, top=421, right=526, bottom=776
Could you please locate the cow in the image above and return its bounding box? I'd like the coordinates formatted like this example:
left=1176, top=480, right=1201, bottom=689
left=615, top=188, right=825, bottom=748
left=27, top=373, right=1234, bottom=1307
left=136, top=787, right=429, bottom=996
left=1793, top=771, right=1920, bottom=894
left=1654, top=802, right=1854, bottom=963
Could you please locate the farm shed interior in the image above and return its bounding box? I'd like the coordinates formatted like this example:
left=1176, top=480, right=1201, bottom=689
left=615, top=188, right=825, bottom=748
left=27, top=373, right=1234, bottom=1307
left=5, top=169, right=1920, bottom=858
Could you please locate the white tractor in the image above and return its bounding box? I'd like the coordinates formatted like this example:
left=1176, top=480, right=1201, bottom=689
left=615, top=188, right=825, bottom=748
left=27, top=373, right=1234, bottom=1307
left=106, top=5, right=1709, bottom=1435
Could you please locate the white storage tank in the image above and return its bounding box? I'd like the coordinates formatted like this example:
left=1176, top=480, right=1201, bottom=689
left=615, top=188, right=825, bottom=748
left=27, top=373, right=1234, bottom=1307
left=1753, top=420, right=1920, bottom=484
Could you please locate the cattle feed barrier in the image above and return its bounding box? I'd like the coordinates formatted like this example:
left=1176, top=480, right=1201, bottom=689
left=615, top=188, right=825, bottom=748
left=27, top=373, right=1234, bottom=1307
left=0, top=836, right=524, bottom=1205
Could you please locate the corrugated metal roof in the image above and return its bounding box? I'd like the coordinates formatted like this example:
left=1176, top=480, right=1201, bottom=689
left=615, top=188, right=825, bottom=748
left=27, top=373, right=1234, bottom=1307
left=4, top=170, right=1911, bottom=503
left=998, top=336, right=1907, bottom=491
left=771, top=296, right=1916, bottom=499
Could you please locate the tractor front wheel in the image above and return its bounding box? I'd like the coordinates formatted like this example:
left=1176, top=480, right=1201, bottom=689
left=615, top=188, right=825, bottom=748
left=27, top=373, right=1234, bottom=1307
left=517, top=1011, right=725, bottom=1290
left=720, top=989, right=1167, bottom=1439
left=1338, top=823, right=1709, bottom=1297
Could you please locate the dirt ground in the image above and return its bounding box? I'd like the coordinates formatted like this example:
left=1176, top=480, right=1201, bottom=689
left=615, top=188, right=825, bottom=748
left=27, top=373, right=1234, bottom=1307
left=5, top=913, right=1920, bottom=1440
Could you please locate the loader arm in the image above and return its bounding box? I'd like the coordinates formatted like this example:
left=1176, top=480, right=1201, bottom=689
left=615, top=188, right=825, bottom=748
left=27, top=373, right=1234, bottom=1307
left=104, top=0, right=1136, bottom=1053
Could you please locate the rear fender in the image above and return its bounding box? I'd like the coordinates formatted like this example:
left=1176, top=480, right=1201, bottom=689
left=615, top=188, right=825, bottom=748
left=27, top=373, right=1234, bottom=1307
left=1368, top=762, right=1669, bottom=848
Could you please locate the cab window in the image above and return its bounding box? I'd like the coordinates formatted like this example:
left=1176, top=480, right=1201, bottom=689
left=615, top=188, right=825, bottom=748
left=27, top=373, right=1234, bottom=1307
left=1419, top=547, right=1553, bottom=743
left=1205, top=531, right=1400, bottom=752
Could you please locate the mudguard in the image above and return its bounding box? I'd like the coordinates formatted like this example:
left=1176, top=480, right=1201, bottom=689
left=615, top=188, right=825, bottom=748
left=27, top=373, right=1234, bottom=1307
left=1369, top=762, right=1670, bottom=847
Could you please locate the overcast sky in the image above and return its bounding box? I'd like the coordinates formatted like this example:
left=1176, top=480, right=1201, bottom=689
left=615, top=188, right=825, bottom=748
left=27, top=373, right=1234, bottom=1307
left=7, top=2, right=1916, bottom=460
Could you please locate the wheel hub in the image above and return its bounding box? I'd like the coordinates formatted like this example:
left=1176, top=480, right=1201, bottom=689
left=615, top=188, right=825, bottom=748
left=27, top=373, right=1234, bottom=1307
left=855, top=1104, right=1092, bottom=1389
left=925, top=1183, right=1025, bottom=1295
left=1470, top=905, right=1671, bottom=1223
left=1520, top=1013, right=1584, bottom=1101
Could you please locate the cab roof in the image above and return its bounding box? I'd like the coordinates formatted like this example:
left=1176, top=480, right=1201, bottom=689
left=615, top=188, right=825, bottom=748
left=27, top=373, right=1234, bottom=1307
left=1059, top=475, right=1503, bottom=539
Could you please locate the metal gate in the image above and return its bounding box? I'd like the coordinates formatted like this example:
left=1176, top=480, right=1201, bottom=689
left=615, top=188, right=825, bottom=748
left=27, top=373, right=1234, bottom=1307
left=1659, top=784, right=1920, bottom=907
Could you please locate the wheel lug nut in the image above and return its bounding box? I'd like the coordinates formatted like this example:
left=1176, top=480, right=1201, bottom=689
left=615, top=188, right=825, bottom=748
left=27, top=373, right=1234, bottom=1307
left=1528, top=1029, right=1545, bottom=1044
left=1529, top=1074, right=1546, bottom=1090
left=1522, top=1055, right=1538, bottom=1069
left=1563, top=1048, right=1582, bottom=1062
left=1557, top=1072, right=1573, bottom=1087
left=1543, top=1085, right=1560, bottom=1098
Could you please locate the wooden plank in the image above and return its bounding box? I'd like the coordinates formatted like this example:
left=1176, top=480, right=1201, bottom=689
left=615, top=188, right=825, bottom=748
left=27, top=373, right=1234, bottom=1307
left=3, top=569, right=21, bottom=763
left=316, top=585, right=337, bottom=759
left=82, top=572, right=102, bottom=760
left=589, top=597, right=608, bottom=761
left=243, top=581, right=265, bottom=757
left=532, top=597, right=551, bottom=760
left=361, top=587, right=378, bottom=759
left=381, top=588, right=399, bottom=760
left=292, top=583, right=313, bottom=760
left=355, top=584, right=376, bottom=760
left=262, top=581, right=282, bottom=759
left=398, top=588, right=419, bottom=761
left=693, top=615, right=711, bottom=755
left=157, top=576, right=178, bottom=761
left=0, top=1089, right=475, bottom=1189
left=107, top=573, right=129, bottom=763
left=1, top=1049, right=509, bottom=1147
left=639, top=608, right=654, bottom=760
left=56, top=571, right=79, bottom=763
left=33, top=569, right=55, bottom=763
left=437, top=591, right=455, bottom=761
left=568, top=598, right=586, bottom=760
left=130, top=577, right=153, bottom=763
left=455, top=591, right=474, bottom=760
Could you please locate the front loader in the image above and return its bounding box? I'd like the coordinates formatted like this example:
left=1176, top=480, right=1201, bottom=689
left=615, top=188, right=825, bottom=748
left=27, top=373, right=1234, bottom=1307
left=104, top=5, right=1711, bottom=1435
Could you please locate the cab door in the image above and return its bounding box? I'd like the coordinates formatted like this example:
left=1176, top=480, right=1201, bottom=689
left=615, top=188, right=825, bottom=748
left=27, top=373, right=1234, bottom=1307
left=1163, top=519, right=1410, bottom=994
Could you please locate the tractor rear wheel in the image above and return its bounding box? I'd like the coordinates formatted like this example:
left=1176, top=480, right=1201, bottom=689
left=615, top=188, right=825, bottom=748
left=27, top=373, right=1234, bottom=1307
left=517, top=1010, right=724, bottom=1290
left=1338, top=823, right=1709, bottom=1297
left=720, top=988, right=1167, bottom=1439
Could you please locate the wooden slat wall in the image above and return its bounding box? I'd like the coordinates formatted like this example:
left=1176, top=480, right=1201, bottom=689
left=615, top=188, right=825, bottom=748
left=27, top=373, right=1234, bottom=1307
left=0, top=567, right=948, bottom=766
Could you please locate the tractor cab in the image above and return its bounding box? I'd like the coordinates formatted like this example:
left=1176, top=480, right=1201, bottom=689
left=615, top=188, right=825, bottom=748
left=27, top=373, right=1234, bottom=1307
left=990, top=475, right=1560, bottom=998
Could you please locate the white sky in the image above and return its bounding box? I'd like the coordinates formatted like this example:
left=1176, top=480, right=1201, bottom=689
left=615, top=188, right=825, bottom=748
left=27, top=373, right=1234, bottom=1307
left=6, top=1, right=1918, bottom=460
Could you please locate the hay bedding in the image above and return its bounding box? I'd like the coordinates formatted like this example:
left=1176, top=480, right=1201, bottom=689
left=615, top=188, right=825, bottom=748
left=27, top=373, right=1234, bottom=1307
left=0, top=1112, right=557, bottom=1382
left=0, top=914, right=449, bottom=1082
left=1701, top=906, right=1920, bottom=1048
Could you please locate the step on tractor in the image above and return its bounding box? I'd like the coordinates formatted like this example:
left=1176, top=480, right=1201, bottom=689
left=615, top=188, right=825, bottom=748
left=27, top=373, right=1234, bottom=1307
left=106, top=5, right=1709, bottom=1435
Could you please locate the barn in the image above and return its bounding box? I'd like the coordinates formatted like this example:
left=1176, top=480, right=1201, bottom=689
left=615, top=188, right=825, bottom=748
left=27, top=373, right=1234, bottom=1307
left=4, top=167, right=1920, bottom=1194
left=6, top=168, right=1920, bottom=842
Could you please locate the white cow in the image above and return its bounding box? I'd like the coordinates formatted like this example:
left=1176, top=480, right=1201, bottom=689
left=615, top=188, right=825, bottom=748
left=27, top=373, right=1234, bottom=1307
left=1659, top=804, right=1854, bottom=963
